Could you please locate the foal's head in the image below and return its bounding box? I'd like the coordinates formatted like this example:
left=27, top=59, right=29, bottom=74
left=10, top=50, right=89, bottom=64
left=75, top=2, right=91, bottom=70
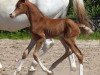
left=10, top=0, right=28, bottom=18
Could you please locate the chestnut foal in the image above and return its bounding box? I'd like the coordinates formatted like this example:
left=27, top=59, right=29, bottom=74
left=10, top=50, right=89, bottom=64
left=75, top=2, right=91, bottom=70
left=10, top=0, right=92, bottom=75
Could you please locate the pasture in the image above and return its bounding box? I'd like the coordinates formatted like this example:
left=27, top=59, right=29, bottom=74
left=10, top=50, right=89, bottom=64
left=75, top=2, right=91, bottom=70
left=0, top=39, right=100, bottom=75
left=0, top=30, right=100, bottom=40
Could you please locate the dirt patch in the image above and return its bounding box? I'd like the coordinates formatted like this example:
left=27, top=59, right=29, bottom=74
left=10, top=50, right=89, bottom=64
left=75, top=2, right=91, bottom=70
left=0, top=39, right=100, bottom=75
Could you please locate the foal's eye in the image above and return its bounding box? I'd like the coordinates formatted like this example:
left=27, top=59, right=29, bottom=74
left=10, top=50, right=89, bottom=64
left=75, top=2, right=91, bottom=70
left=16, top=4, right=21, bottom=9
left=16, top=5, right=20, bottom=8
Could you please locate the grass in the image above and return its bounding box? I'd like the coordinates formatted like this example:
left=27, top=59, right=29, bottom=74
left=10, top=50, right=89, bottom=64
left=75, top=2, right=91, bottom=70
left=0, top=30, right=100, bottom=40
left=78, top=32, right=100, bottom=40
left=0, top=30, right=31, bottom=40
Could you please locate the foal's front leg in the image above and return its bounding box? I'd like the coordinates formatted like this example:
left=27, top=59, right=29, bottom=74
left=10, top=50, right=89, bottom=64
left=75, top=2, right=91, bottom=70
left=13, top=38, right=37, bottom=75
left=33, top=38, right=52, bottom=74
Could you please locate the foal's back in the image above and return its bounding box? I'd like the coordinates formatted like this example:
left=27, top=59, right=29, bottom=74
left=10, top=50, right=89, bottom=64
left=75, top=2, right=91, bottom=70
left=42, top=18, right=80, bottom=38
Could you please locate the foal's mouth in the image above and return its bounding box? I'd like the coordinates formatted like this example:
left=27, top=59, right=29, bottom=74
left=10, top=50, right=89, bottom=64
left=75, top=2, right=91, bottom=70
left=9, top=13, right=16, bottom=18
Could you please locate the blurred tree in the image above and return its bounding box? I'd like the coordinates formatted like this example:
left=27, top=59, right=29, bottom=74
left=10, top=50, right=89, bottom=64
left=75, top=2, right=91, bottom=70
left=84, top=0, right=100, bottom=17
left=67, top=0, right=100, bottom=17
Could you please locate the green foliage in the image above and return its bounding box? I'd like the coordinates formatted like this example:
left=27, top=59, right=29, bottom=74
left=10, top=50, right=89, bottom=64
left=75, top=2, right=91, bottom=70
left=67, top=0, right=75, bottom=18
left=79, top=32, right=100, bottom=40
left=0, top=30, right=99, bottom=40
left=0, top=29, right=31, bottom=39
left=84, top=0, right=100, bottom=17
left=67, top=0, right=100, bottom=17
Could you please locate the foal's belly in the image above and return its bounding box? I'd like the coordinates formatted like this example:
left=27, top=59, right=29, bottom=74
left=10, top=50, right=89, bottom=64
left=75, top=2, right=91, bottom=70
left=45, top=31, right=63, bottom=39
left=44, top=24, right=64, bottom=38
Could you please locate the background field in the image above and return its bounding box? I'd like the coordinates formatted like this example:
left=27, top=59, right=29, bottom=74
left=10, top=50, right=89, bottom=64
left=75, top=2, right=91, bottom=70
left=0, top=39, right=100, bottom=75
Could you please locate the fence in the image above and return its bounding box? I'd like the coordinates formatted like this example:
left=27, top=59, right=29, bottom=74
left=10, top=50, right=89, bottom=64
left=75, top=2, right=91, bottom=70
left=92, top=17, right=100, bottom=31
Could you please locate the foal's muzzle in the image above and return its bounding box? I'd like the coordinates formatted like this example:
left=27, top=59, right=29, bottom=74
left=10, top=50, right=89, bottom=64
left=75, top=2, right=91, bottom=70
left=9, top=13, right=16, bottom=18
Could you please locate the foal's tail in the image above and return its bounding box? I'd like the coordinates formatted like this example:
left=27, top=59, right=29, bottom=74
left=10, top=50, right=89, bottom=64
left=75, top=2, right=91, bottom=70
left=79, top=24, right=93, bottom=34
left=72, top=0, right=94, bottom=34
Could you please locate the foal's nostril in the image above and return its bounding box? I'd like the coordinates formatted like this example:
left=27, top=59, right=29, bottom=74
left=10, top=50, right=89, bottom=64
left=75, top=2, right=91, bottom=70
left=9, top=14, right=12, bottom=17
left=9, top=13, right=14, bottom=18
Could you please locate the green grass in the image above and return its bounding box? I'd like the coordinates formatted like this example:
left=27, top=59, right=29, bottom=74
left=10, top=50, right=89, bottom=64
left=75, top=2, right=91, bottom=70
left=0, top=30, right=100, bottom=40
left=78, top=32, right=100, bottom=40
left=0, top=30, right=31, bottom=40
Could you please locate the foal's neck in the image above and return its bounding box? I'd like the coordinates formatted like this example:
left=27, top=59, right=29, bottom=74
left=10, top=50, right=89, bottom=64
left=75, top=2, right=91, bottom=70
left=26, top=2, right=44, bottom=25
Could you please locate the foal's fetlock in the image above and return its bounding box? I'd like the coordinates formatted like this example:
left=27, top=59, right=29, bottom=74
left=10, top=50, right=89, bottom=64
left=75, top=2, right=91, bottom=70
left=78, top=55, right=83, bottom=64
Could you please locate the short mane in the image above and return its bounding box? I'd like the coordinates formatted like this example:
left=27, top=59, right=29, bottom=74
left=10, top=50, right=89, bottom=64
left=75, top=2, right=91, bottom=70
left=26, top=1, right=45, bottom=17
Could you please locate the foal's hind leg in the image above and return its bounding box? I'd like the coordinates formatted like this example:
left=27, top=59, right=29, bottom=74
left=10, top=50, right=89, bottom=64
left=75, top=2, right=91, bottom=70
left=13, top=38, right=37, bottom=75
left=64, top=38, right=83, bottom=75
left=48, top=38, right=70, bottom=72
left=33, top=38, right=52, bottom=74
left=47, top=38, right=76, bottom=75
left=60, top=6, right=77, bottom=71
left=71, top=38, right=84, bottom=75
left=60, top=38, right=76, bottom=71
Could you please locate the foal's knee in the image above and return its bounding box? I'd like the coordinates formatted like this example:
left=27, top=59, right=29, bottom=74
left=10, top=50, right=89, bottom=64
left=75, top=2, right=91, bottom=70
left=22, top=50, right=29, bottom=59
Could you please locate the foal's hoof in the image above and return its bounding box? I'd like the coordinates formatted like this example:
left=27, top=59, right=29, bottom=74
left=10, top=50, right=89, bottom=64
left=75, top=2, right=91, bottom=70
left=29, top=68, right=36, bottom=72
left=13, top=69, right=21, bottom=75
left=29, top=66, right=36, bottom=72
left=70, top=66, right=77, bottom=71
left=47, top=71, right=54, bottom=75
left=70, top=62, right=77, bottom=71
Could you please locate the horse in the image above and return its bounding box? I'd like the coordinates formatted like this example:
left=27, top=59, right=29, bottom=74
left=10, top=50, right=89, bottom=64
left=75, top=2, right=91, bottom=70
left=10, top=0, right=92, bottom=75
left=0, top=0, right=68, bottom=31
left=0, top=0, right=93, bottom=31
left=0, top=0, right=69, bottom=70
left=0, top=0, right=75, bottom=71
left=0, top=0, right=92, bottom=70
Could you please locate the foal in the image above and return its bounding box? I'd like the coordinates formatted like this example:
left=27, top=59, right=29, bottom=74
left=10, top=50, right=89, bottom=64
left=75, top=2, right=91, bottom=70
left=10, top=0, right=92, bottom=75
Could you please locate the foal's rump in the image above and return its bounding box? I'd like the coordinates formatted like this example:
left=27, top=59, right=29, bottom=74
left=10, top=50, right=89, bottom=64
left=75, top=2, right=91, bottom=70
left=65, top=18, right=93, bottom=35
left=64, top=19, right=80, bottom=37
